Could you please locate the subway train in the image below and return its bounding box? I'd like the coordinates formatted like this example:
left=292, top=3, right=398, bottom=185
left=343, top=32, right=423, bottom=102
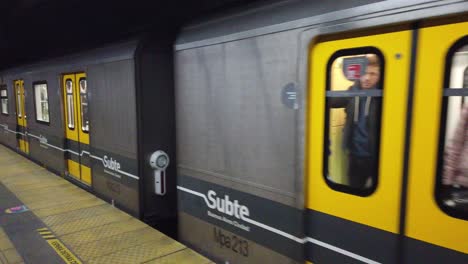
left=1, top=0, right=467, bottom=263
left=0, top=37, right=178, bottom=232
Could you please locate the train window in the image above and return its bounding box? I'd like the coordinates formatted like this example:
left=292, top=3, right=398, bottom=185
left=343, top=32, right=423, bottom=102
left=324, top=48, right=384, bottom=196
left=34, top=82, right=50, bottom=124
left=79, top=78, right=89, bottom=133
left=437, top=36, right=468, bottom=220
left=66, top=79, right=75, bottom=129
left=16, top=82, right=22, bottom=118
left=0, top=86, right=8, bottom=115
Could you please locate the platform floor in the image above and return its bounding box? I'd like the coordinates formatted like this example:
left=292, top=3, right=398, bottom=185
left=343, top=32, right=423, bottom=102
left=0, top=145, right=211, bottom=264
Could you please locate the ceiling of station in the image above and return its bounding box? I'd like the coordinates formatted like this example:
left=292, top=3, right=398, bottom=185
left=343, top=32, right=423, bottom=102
left=0, top=0, right=260, bottom=70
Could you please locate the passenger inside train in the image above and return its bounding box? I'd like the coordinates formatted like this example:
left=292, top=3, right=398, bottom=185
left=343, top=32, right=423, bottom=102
left=326, top=54, right=382, bottom=191
left=441, top=43, right=468, bottom=212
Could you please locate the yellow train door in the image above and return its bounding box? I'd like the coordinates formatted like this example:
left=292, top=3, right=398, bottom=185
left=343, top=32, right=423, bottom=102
left=405, top=19, right=468, bottom=262
left=306, top=27, right=412, bottom=263
left=14, top=80, right=29, bottom=154
left=62, top=73, right=91, bottom=185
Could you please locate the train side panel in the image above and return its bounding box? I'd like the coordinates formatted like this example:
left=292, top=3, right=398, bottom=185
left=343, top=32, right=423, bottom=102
left=87, top=59, right=140, bottom=217
left=176, top=29, right=304, bottom=263
left=23, top=71, right=66, bottom=174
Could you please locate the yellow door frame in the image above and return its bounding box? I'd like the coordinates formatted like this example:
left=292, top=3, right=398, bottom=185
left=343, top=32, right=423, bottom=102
left=14, top=80, right=29, bottom=154
left=75, top=72, right=91, bottom=184
left=406, top=20, right=468, bottom=254
left=306, top=28, right=412, bottom=233
left=62, top=73, right=92, bottom=185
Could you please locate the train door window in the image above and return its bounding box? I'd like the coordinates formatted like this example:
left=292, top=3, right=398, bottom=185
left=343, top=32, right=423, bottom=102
left=437, top=36, right=468, bottom=219
left=79, top=78, right=89, bottom=132
left=324, top=49, right=383, bottom=196
left=66, top=79, right=75, bottom=129
left=464, top=67, right=468, bottom=105
left=33, top=82, right=50, bottom=123
left=1, top=86, right=8, bottom=115
left=16, top=82, right=22, bottom=118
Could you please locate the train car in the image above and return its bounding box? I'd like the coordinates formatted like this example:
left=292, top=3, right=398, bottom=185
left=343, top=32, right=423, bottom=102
left=0, top=36, right=178, bottom=234
left=175, top=0, right=468, bottom=263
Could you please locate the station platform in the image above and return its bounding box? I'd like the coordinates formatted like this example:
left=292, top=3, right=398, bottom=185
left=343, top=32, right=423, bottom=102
left=0, top=145, right=212, bottom=264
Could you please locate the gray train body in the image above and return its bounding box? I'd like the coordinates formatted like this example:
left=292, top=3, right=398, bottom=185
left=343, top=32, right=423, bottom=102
left=0, top=0, right=467, bottom=263
left=175, top=0, right=468, bottom=263
left=0, top=36, right=177, bottom=233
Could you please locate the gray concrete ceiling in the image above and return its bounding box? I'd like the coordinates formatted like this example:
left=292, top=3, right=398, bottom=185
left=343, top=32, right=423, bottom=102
left=0, top=0, right=261, bottom=70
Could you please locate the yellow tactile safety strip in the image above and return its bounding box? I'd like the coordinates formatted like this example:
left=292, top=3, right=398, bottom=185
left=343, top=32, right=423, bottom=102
left=60, top=218, right=147, bottom=247
left=0, top=145, right=213, bottom=264
left=144, top=248, right=212, bottom=264
left=0, top=228, right=24, bottom=264
left=86, top=236, right=185, bottom=264
left=37, top=228, right=83, bottom=264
